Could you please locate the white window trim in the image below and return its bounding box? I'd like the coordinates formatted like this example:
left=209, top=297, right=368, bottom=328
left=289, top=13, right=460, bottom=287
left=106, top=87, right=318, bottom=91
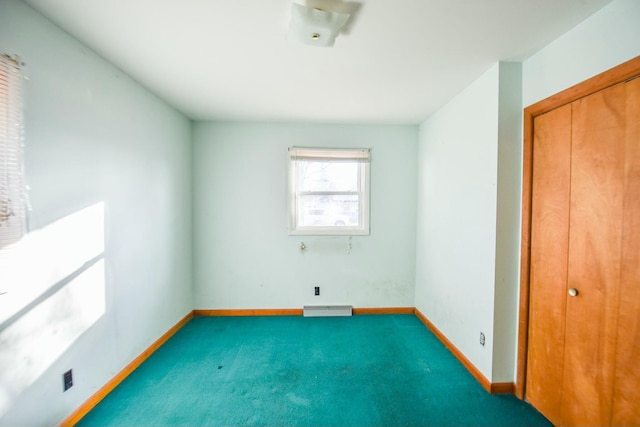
left=288, top=147, right=370, bottom=236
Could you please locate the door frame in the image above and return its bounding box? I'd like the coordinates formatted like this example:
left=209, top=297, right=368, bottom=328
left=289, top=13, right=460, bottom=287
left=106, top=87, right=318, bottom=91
left=515, top=55, right=640, bottom=399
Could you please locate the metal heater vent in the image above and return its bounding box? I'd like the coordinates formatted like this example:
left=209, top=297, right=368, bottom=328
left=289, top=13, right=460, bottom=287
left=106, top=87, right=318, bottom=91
left=303, top=305, right=353, bottom=317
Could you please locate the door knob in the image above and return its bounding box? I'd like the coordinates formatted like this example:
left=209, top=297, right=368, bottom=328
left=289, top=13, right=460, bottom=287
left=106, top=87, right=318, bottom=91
left=568, top=288, right=579, bottom=297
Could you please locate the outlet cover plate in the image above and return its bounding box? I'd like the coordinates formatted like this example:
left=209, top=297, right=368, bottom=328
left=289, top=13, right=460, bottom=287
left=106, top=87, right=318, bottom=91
left=63, top=369, right=73, bottom=391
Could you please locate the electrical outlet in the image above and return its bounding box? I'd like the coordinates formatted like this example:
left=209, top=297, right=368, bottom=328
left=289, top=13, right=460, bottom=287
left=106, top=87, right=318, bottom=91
left=314, top=286, right=320, bottom=296
left=479, top=332, right=485, bottom=346
left=63, top=369, right=73, bottom=391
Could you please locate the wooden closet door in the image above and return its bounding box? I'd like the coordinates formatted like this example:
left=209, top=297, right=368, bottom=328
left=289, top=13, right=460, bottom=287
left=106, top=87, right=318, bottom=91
left=611, top=77, right=640, bottom=426
left=560, top=82, right=627, bottom=427
left=527, top=78, right=640, bottom=427
left=522, top=57, right=640, bottom=427
left=525, top=104, right=572, bottom=427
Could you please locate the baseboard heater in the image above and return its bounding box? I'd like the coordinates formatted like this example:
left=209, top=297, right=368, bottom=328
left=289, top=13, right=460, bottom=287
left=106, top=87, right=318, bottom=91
left=303, top=305, right=353, bottom=317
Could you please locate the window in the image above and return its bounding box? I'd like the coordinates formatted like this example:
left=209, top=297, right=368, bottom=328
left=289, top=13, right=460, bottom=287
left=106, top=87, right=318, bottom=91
left=288, top=147, right=370, bottom=235
left=0, top=55, right=24, bottom=249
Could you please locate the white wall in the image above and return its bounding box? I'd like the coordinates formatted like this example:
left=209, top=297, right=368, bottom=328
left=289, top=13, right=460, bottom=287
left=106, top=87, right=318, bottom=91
left=492, top=62, right=522, bottom=382
left=415, top=64, right=501, bottom=381
left=0, top=1, right=192, bottom=426
left=193, top=122, right=417, bottom=309
left=523, top=0, right=640, bottom=107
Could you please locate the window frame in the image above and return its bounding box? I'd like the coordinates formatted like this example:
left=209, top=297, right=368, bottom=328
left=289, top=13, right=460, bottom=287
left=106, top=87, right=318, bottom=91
left=288, top=147, right=370, bottom=236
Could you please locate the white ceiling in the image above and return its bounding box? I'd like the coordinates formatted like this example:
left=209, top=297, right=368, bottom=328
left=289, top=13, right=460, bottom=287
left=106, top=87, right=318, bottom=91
left=24, top=0, right=612, bottom=124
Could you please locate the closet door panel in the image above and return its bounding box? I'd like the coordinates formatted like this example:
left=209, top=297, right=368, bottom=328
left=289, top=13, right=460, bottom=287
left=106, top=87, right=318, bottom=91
left=611, top=77, right=640, bottom=426
left=525, top=105, right=572, bottom=426
left=561, top=84, right=626, bottom=426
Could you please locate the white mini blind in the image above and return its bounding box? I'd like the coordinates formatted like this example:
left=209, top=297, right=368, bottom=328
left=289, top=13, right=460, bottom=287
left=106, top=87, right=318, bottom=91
left=0, top=55, right=24, bottom=249
left=289, top=147, right=370, bottom=162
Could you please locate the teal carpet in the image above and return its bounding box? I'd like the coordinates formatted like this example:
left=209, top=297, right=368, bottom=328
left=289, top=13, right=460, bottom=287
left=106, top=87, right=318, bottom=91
left=77, top=315, right=551, bottom=426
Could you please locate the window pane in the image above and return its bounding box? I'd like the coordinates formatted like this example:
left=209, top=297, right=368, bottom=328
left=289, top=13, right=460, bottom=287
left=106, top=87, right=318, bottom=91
left=297, top=195, right=359, bottom=227
left=297, top=161, right=358, bottom=192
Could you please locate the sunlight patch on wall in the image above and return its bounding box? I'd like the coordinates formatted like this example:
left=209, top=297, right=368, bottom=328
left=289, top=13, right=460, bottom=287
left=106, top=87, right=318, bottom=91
left=0, top=203, right=105, bottom=324
left=0, top=203, right=106, bottom=417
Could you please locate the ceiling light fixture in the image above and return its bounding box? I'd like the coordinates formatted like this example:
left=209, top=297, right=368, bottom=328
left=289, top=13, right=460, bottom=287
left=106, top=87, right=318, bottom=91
left=289, top=3, right=350, bottom=47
